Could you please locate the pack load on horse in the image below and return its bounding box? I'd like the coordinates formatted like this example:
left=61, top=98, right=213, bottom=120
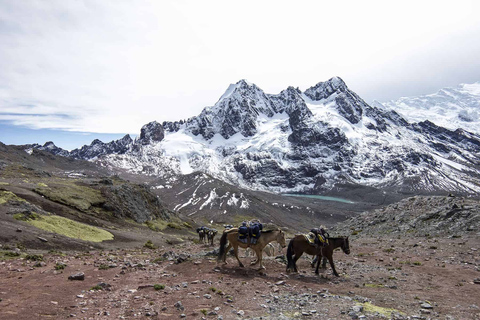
left=207, top=228, right=218, bottom=245
left=286, top=233, right=350, bottom=277
left=308, top=227, right=329, bottom=247
left=217, top=227, right=286, bottom=270
left=237, top=220, right=263, bottom=244
left=249, top=220, right=263, bottom=244
left=238, top=221, right=249, bottom=243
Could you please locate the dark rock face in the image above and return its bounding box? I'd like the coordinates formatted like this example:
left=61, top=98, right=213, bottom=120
left=304, top=76, right=348, bottom=101
left=186, top=80, right=277, bottom=140
left=139, top=121, right=164, bottom=145
left=163, top=120, right=184, bottom=133
left=102, top=183, right=170, bottom=223
left=70, top=135, right=133, bottom=159
left=35, top=141, right=70, bottom=157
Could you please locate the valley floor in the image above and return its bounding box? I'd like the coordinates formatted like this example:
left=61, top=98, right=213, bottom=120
left=0, top=234, right=479, bottom=320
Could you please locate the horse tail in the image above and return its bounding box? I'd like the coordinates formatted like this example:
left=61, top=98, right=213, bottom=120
left=217, top=231, right=228, bottom=262
left=286, top=238, right=295, bottom=270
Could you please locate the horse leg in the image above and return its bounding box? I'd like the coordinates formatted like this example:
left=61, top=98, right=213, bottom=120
left=250, top=249, right=259, bottom=265
left=292, top=251, right=303, bottom=273
left=223, top=243, right=232, bottom=264
left=233, top=244, right=244, bottom=268
left=315, top=255, right=322, bottom=275
left=311, top=255, right=318, bottom=268
left=256, top=248, right=265, bottom=270
left=326, top=254, right=339, bottom=277
left=321, top=257, right=327, bottom=269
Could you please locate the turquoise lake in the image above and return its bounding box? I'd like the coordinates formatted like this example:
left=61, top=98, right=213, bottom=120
left=283, top=194, right=355, bottom=204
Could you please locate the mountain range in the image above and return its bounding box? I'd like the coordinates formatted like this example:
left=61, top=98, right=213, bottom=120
left=28, top=77, right=480, bottom=196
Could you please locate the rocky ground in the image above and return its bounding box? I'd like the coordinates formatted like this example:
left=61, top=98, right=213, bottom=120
left=0, top=232, right=479, bottom=320
left=1, top=143, right=479, bottom=319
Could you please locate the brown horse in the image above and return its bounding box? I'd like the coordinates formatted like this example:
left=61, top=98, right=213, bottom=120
left=207, top=229, right=218, bottom=246
left=217, top=228, right=286, bottom=270
left=286, top=235, right=350, bottom=276
left=197, top=229, right=206, bottom=243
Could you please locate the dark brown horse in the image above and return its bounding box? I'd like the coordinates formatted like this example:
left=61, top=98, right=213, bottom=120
left=286, top=235, right=350, bottom=276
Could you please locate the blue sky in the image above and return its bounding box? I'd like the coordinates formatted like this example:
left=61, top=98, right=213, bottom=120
left=1, top=0, right=480, bottom=150
left=0, top=122, right=127, bottom=150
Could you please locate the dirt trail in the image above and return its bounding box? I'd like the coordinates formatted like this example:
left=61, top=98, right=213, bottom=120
left=1, top=235, right=479, bottom=320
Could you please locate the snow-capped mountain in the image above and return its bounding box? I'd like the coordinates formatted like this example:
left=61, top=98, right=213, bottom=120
left=377, top=82, right=480, bottom=135
left=31, top=78, right=480, bottom=195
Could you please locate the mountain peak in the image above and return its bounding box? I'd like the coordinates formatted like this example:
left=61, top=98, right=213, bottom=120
left=236, top=79, right=254, bottom=87
left=139, top=121, right=165, bottom=145
left=216, top=79, right=258, bottom=105
left=304, top=76, right=348, bottom=101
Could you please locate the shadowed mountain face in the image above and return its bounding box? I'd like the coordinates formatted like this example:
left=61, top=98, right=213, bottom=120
left=27, top=78, right=480, bottom=196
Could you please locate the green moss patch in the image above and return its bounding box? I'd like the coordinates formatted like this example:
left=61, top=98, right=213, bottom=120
left=0, top=190, right=26, bottom=205
left=34, top=182, right=105, bottom=212
left=0, top=251, right=21, bottom=260
left=361, top=302, right=405, bottom=317
left=25, top=214, right=113, bottom=242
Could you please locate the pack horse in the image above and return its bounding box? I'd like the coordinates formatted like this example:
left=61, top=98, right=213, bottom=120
left=217, top=228, right=286, bottom=270
left=286, top=235, right=350, bottom=277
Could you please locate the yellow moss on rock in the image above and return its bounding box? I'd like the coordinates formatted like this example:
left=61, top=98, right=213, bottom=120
left=361, top=302, right=405, bottom=317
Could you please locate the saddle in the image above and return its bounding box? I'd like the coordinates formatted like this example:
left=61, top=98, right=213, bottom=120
left=305, top=232, right=328, bottom=247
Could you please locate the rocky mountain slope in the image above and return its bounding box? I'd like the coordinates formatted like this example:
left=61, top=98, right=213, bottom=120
left=29, top=78, right=480, bottom=197
left=333, top=194, right=480, bottom=238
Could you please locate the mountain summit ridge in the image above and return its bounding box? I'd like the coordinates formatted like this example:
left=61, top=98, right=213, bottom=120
left=29, top=78, right=480, bottom=195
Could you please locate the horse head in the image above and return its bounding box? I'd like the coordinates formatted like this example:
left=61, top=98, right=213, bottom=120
left=276, top=229, right=287, bottom=248
left=341, top=237, right=350, bottom=254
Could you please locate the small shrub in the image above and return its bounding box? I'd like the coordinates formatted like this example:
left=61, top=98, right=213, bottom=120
left=90, top=285, right=103, bottom=291
left=167, top=222, right=182, bottom=230
left=145, top=221, right=158, bottom=232
left=25, top=254, right=43, bottom=261
left=3, top=251, right=20, bottom=257
left=200, top=309, right=207, bottom=315
left=413, top=261, right=422, bottom=266
left=144, top=240, right=156, bottom=249
left=98, top=264, right=109, bottom=270
left=183, top=222, right=192, bottom=229
left=351, top=229, right=362, bottom=236
left=55, top=262, right=66, bottom=270
left=153, top=284, right=165, bottom=291
left=209, top=287, right=217, bottom=292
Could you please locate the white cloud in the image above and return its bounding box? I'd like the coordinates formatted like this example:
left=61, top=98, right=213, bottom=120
left=1, top=0, right=480, bottom=134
